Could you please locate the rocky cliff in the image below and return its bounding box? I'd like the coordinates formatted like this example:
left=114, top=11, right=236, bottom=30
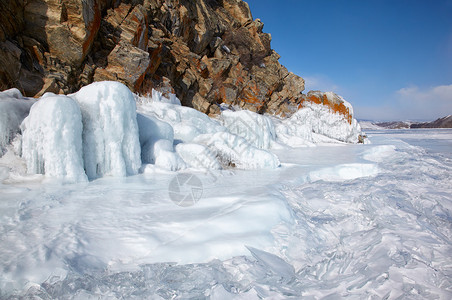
left=0, top=0, right=351, bottom=121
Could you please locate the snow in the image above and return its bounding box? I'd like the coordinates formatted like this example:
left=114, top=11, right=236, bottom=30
left=1, top=129, right=452, bottom=298
left=220, top=110, right=276, bottom=149
left=194, top=132, right=280, bottom=169
left=71, top=81, right=141, bottom=179
left=149, top=88, right=181, bottom=105
left=359, top=120, right=384, bottom=130
left=0, top=89, right=35, bottom=156
left=137, top=93, right=225, bottom=143
left=175, top=143, right=221, bottom=170
left=136, top=113, right=186, bottom=171
left=20, top=95, right=87, bottom=182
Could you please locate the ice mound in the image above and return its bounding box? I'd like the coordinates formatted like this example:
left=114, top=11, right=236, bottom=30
left=0, top=89, right=35, bottom=156
left=137, top=92, right=226, bottom=143
left=194, top=132, right=280, bottom=169
left=71, top=81, right=141, bottom=179
left=2, top=83, right=365, bottom=180
left=21, top=95, right=87, bottom=182
left=281, top=100, right=361, bottom=144
left=175, top=143, right=221, bottom=170
left=308, top=163, right=379, bottom=182
left=137, top=113, right=185, bottom=171
left=137, top=91, right=280, bottom=170
left=221, top=110, right=276, bottom=149
left=363, top=145, right=397, bottom=162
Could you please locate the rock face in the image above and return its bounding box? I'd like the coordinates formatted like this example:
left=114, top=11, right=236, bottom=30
left=1, top=0, right=327, bottom=117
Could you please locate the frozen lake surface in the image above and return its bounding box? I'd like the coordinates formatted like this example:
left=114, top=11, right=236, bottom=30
left=1, top=129, right=452, bottom=299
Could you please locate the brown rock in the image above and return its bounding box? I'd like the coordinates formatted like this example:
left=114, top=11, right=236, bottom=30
left=0, top=0, right=25, bottom=41
left=25, top=0, right=101, bottom=67
left=35, top=77, right=60, bottom=97
left=0, top=41, right=22, bottom=90
left=1, top=0, right=316, bottom=119
left=94, top=42, right=150, bottom=91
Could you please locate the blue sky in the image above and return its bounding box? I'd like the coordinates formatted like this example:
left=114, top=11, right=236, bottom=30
left=245, top=0, right=452, bottom=121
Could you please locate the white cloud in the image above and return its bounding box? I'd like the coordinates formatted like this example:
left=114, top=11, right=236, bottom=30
left=395, top=84, right=452, bottom=119
left=356, top=84, right=452, bottom=121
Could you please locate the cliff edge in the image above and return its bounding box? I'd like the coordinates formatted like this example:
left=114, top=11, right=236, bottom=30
left=0, top=0, right=352, bottom=124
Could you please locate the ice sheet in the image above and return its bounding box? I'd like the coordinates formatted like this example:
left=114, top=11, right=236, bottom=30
left=1, top=127, right=452, bottom=298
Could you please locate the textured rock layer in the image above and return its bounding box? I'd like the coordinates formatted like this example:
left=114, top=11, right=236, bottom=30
left=0, top=0, right=330, bottom=117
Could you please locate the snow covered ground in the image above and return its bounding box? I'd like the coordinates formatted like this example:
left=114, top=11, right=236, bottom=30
left=1, top=127, right=451, bottom=299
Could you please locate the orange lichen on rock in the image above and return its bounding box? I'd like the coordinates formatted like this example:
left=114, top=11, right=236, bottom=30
left=238, top=82, right=265, bottom=110
left=298, top=92, right=352, bottom=124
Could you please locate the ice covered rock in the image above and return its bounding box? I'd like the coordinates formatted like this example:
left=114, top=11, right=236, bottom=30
left=296, top=91, right=362, bottom=143
left=221, top=110, right=276, bottom=149
left=137, top=113, right=185, bottom=171
left=0, top=88, right=35, bottom=156
left=274, top=115, right=315, bottom=147
left=194, top=132, right=280, bottom=169
left=175, top=143, right=221, bottom=170
left=21, top=95, right=87, bottom=182
left=149, top=89, right=181, bottom=105
left=137, top=92, right=226, bottom=143
left=71, top=81, right=141, bottom=179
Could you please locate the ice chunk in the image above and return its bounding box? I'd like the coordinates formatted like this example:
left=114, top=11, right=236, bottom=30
left=221, top=110, right=275, bottom=149
left=194, top=132, right=280, bottom=169
left=246, top=246, right=295, bottom=280
left=137, top=113, right=185, bottom=171
left=153, top=139, right=186, bottom=171
left=20, top=95, right=87, bottom=182
left=0, top=89, right=35, bottom=156
left=71, top=81, right=141, bottom=179
left=175, top=143, right=221, bottom=170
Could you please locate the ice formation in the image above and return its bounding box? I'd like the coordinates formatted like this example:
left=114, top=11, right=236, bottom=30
left=137, top=90, right=225, bottom=143
left=21, top=95, right=87, bottom=182
left=137, top=113, right=185, bottom=171
left=0, top=89, right=35, bottom=156
left=2, top=129, right=452, bottom=299
left=175, top=143, right=221, bottom=170
left=71, top=81, right=141, bottom=179
left=1, top=82, right=363, bottom=180
left=194, top=132, right=281, bottom=169
left=221, top=110, right=276, bottom=149
left=295, top=98, right=361, bottom=143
